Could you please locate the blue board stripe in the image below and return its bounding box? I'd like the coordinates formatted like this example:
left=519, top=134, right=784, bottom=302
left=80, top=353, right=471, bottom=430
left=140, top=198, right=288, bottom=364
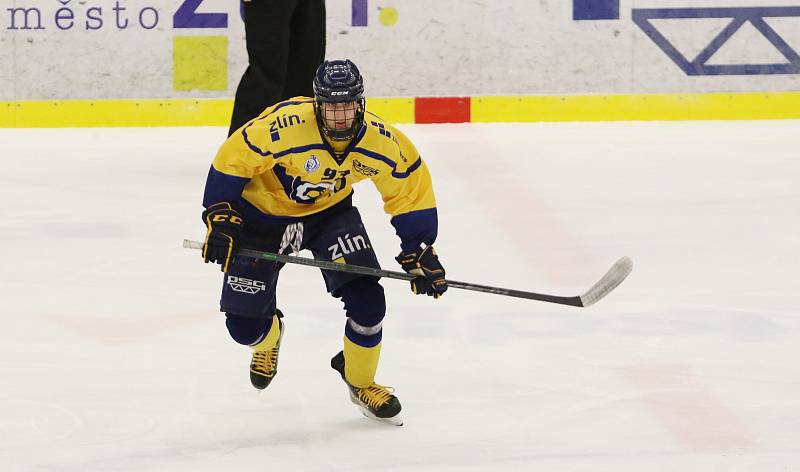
left=352, top=0, right=368, bottom=26
left=574, top=0, right=619, bottom=20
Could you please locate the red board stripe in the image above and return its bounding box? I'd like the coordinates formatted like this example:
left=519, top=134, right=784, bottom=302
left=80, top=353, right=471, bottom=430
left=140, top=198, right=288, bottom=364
left=414, top=97, right=471, bottom=124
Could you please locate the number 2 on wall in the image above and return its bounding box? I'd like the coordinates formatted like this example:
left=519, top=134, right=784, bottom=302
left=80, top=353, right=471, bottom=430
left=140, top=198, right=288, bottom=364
left=175, top=0, right=364, bottom=28
left=173, top=0, right=228, bottom=29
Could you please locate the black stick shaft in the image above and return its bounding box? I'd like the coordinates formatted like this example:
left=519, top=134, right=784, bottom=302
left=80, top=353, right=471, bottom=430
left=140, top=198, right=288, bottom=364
left=233, top=247, right=583, bottom=306
left=183, top=239, right=633, bottom=307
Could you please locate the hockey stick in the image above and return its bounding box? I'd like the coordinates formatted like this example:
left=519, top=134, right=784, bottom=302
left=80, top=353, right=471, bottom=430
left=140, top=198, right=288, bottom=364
left=183, top=239, right=632, bottom=307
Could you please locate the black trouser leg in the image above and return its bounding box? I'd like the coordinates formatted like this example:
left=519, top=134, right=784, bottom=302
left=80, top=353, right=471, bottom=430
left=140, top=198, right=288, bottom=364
left=284, top=0, right=326, bottom=99
left=229, top=0, right=298, bottom=136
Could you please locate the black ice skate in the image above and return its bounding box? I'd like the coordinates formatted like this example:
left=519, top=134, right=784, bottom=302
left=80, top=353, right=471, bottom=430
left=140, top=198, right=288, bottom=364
left=330, top=351, right=403, bottom=426
left=249, top=310, right=284, bottom=390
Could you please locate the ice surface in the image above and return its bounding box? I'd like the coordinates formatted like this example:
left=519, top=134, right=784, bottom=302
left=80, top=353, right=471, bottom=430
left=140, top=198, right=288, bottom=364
left=0, top=121, right=798, bottom=471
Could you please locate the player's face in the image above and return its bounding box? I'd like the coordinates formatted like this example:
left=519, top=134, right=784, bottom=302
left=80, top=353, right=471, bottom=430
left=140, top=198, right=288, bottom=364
left=322, top=101, right=357, bottom=131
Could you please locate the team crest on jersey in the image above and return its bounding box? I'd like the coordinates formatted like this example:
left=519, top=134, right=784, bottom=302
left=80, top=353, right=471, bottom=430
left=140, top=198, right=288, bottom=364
left=304, top=155, right=321, bottom=173
left=353, top=160, right=379, bottom=177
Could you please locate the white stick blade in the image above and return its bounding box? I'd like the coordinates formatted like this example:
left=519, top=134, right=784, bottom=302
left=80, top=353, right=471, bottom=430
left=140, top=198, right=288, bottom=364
left=579, top=256, right=633, bottom=307
left=183, top=239, right=204, bottom=250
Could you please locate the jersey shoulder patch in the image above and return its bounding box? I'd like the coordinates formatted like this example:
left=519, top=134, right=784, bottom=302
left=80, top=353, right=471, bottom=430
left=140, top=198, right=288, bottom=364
left=352, top=158, right=381, bottom=177
left=366, top=118, right=394, bottom=140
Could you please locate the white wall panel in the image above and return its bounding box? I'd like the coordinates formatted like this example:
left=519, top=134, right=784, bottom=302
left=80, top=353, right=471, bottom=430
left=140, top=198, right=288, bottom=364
left=1, top=0, right=798, bottom=100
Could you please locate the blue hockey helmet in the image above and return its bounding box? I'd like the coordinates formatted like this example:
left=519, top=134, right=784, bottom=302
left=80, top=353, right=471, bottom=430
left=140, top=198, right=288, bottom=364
left=313, top=59, right=366, bottom=141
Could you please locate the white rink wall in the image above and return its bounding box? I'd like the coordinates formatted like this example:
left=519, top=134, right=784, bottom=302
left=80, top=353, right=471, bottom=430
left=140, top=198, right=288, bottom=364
left=1, top=0, right=799, bottom=100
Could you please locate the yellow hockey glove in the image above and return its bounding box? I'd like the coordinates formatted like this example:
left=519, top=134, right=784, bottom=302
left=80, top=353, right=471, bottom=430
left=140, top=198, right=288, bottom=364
left=201, top=202, right=243, bottom=272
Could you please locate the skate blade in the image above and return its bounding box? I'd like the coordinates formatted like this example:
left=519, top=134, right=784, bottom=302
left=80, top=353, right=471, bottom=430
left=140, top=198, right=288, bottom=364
left=347, top=390, right=403, bottom=426
left=358, top=406, right=403, bottom=426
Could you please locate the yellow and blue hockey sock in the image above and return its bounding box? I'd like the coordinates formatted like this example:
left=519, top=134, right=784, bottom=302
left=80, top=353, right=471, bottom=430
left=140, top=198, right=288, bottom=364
left=338, top=277, right=386, bottom=387
left=252, top=313, right=282, bottom=351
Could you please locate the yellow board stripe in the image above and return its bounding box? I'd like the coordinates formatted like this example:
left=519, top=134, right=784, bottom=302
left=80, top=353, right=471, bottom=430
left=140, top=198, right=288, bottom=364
left=0, top=102, right=12, bottom=127
left=365, top=97, right=415, bottom=124
left=2, top=92, right=799, bottom=127
left=2, top=99, right=233, bottom=127
left=472, top=92, right=800, bottom=122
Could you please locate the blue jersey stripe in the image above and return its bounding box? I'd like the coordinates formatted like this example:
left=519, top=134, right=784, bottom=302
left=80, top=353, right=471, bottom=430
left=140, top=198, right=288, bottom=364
left=353, top=148, right=423, bottom=179
left=395, top=158, right=422, bottom=178
left=353, top=147, right=392, bottom=166
left=273, top=144, right=329, bottom=159
left=242, top=122, right=272, bottom=157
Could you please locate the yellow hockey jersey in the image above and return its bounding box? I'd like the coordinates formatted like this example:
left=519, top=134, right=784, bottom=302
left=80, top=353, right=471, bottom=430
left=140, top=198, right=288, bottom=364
left=203, top=98, right=439, bottom=252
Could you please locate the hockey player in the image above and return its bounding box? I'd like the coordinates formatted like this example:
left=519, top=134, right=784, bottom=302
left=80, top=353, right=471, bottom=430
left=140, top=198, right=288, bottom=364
left=201, top=59, right=446, bottom=425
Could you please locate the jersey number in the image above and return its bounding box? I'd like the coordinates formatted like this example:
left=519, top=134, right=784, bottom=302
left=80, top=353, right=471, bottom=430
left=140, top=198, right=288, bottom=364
left=288, top=169, right=350, bottom=204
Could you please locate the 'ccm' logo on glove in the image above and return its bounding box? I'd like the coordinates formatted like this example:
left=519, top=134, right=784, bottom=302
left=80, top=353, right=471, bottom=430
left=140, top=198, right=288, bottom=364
left=202, top=202, right=244, bottom=273
left=211, top=213, right=243, bottom=224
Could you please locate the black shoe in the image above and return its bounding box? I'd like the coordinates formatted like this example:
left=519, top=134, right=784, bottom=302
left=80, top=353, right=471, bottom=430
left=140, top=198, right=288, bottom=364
left=331, top=351, right=402, bottom=424
left=249, top=310, right=284, bottom=390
